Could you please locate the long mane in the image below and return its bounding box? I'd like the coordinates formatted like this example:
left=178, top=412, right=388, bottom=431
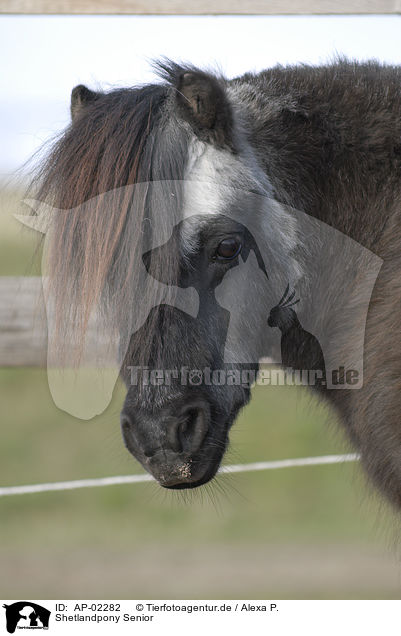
left=29, top=64, right=195, bottom=365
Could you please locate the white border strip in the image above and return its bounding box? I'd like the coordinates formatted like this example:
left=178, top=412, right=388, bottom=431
left=0, top=454, right=359, bottom=497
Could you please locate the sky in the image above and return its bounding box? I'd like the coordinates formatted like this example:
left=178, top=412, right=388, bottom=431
left=1, top=14, right=401, bottom=177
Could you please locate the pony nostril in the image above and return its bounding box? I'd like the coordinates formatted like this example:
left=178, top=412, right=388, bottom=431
left=120, top=412, right=148, bottom=456
left=177, top=404, right=209, bottom=454
left=120, top=413, right=133, bottom=439
left=143, top=448, right=156, bottom=458
left=178, top=409, right=197, bottom=452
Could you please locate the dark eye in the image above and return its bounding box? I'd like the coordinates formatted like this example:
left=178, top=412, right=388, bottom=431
left=215, top=238, right=242, bottom=260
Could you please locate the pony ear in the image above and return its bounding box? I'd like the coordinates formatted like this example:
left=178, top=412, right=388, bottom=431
left=70, top=84, right=100, bottom=121
left=175, top=71, right=235, bottom=148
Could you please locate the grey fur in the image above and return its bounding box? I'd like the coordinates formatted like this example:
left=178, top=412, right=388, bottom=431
left=228, top=60, right=401, bottom=507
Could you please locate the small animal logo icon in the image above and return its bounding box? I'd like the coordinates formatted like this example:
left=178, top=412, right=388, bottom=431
left=268, top=284, right=326, bottom=386
left=2, top=602, right=51, bottom=633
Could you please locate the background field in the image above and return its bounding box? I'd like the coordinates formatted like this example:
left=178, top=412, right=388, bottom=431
left=0, top=185, right=400, bottom=599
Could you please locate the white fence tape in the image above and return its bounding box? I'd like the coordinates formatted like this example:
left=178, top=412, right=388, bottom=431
left=0, top=453, right=360, bottom=497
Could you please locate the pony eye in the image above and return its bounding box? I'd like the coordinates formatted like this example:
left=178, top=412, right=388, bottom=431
left=215, top=238, right=242, bottom=260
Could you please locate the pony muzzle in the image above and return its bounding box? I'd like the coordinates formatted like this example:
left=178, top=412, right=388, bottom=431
left=120, top=398, right=213, bottom=487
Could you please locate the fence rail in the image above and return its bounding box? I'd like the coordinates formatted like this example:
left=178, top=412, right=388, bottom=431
left=0, top=276, right=111, bottom=367
left=0, top=277, right=47, bottom=366
left=1, top=1, right=401, bottom=15
left=0, top=276, right=119, bottom=367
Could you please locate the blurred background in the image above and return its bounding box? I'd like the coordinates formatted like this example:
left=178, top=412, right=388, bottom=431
left=1, top=14, right=401, bottom=600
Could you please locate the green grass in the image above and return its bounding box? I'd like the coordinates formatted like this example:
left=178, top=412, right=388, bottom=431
left=0, top=370, right=398, bottom=598
left=0, top=185, right=399, bottom=599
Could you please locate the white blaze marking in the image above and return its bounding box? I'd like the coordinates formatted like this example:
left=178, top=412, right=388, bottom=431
left=181, top=139, right=247, bottom=253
